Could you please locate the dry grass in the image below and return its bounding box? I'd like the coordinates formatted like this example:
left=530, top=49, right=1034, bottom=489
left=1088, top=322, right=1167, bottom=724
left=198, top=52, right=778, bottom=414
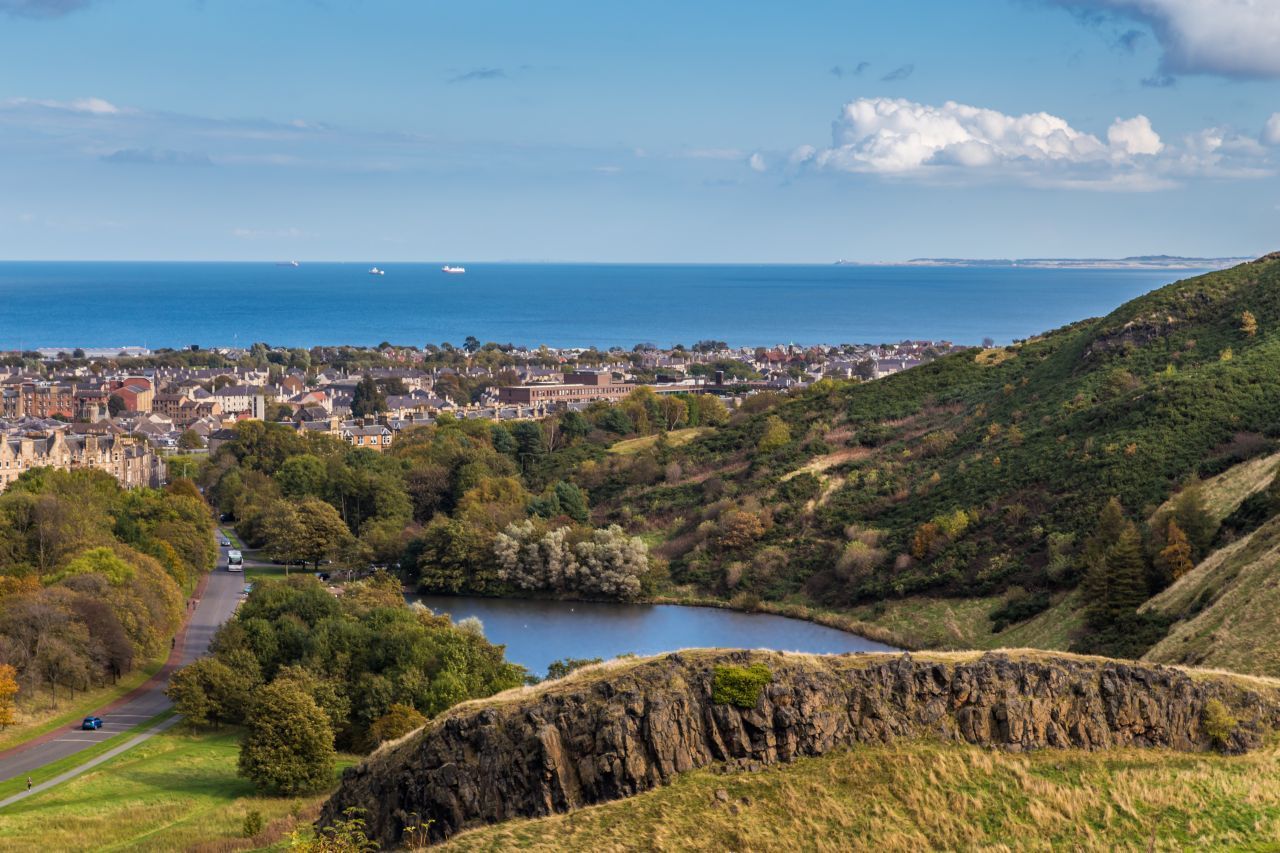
left=435, top=739, right=1280, bottom=851
left=974, top=347, right=1018, bottom=366
left=1150, top=449, right=1280, bottom=524
left=608, top=428, right=707, bottom=456
left=779, top=447, right=871, bottom=482
left=1144, top=516, right=1280, bottom=678
left=849, top=592, right=1082, bottom=653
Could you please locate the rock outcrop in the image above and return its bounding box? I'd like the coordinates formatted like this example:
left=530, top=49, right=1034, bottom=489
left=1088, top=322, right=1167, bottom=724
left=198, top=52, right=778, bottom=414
left=320, top=650, right=1280, bottom=848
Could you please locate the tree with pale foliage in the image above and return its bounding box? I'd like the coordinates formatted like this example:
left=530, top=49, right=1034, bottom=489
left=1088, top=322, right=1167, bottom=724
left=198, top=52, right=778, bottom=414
left=757, top=415, right=791, bottom=454
left=370, top=703, right=426, bottom=744
left=0, top=664, right=18, bottom=728
left=1241, top=310, right=1258, bottom=337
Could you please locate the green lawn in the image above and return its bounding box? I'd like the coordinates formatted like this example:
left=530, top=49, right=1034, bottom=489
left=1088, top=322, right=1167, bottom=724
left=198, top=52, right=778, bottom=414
left=0, top=726, right=351, bottom=852
left=0, top=711, right=173, bottom=802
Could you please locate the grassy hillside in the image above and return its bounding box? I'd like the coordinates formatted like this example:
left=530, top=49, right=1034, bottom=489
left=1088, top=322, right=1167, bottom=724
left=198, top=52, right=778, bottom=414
left=589, top=255, right=1280, bottom=647
left=438, top=740, right=1280, bottom=852
left=1144, top=515, right=1280, bottom=677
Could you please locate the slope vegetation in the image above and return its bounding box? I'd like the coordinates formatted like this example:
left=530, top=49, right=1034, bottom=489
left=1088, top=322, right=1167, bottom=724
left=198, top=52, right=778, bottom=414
left=596, top=255, right=1280, bottom=639
left=1144, top=515, right=1280, bottom=676
left=438, top=740, right=1280, bottom=852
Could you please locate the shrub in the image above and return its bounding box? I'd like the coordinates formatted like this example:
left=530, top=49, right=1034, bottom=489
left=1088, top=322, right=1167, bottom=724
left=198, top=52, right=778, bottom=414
left=1201, top=698, right=1238, bottom=750
left=243, top=809, right=265, bottom=838
left=711, top=663, right=772, bottom=708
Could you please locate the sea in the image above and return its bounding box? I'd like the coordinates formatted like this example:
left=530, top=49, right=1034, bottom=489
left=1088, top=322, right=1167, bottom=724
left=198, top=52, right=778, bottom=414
left=0, top=262, right=1206, bottom=351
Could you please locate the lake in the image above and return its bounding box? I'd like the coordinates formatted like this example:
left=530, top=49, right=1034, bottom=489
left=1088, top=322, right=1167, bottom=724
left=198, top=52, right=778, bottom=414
left=0, top=261, right=1199, bottom=350
left=410, top=594, right=898, bottom=677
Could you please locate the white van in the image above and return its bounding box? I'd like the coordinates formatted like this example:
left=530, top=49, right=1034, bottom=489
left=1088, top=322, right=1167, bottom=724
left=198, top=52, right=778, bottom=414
left=227, top=549, right=243, bottom=571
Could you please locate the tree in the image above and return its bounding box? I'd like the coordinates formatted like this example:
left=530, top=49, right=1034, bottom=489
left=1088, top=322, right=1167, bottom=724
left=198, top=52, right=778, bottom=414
left=178, top=429, right=204, bottom=450
left=238, top=679, right=336, bottom=795
left=264, top=498, right=354, bottom=569
left=276, top=454, right=327, bottom=499
left=1156, top=519, right=1194, bottom=583
left=0, top=664, right=18, bottom=728
left=463, top=335, right=482, bottom=354
left=351, top=375, right=386, bottom=418
left=1081, top=523, right=1148, bottom=630
left=1241, top=310, right=1258, bottom=337
left=107, top=394, right=127, bottom=417
left=369, top=703, right=426, bottom=743
left=1171, top=485, right=1216, bottom=561
left=167, top=655, right=259, bottom=727
left=757, top=415, right=791, bottom=454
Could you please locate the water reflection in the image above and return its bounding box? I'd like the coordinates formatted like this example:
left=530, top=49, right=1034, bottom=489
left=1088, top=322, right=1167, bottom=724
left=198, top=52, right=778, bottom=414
left=411, top=595, right=898, bottom=676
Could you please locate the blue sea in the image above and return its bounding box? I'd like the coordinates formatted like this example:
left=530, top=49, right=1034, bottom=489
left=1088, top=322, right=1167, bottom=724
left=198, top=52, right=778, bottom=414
left=0, top=262, right=1203, bottom=350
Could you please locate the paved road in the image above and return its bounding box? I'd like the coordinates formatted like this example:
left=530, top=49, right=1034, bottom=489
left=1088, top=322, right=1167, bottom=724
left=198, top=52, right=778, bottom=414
left=0, top=530, right=245, bottom=793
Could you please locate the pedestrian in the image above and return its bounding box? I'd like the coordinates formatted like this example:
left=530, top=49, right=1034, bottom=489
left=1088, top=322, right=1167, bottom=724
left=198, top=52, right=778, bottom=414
left=26, top=777, right=31, bottom=791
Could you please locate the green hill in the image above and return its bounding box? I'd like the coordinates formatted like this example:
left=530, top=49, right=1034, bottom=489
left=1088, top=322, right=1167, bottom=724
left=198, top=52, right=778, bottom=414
left=592, top=255, right=1280, bottom=651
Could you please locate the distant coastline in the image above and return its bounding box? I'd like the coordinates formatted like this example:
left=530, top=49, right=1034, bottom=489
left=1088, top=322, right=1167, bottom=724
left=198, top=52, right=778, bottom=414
left=838, top=255, right=1249, bottom=271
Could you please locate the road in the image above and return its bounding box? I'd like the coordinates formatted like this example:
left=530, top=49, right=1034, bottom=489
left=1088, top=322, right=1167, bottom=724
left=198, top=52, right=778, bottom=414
left=0, top=529, right=246, bottom=798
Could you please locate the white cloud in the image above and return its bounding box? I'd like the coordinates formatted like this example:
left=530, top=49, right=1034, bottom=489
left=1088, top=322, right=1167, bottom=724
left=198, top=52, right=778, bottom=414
left=1107, top=115, right=1163, bottom=156
left=3, top=96, right=121, bottom=114
left=1264, top=113, right=1280, bottom=146
left=1051, top=0, right=1280, bottom=78
left=748, top=152, right=767, bottom=172
left=805, top=98, right=1151, bottom=175
left=795, top=96, right=1271, bottom=190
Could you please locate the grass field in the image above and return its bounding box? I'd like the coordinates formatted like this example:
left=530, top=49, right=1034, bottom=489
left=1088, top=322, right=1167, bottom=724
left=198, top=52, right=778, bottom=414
left=848, top=591, right=1082, bottom=652
left=608, top=428, right=706, bottom=456
left=0, top=726, right=349, bottom=853
left=439, top=740, right=1280, bottom=851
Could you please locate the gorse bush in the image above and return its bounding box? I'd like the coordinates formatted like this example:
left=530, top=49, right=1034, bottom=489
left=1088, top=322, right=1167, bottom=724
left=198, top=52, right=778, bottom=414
left=711, top=663, right=772, bottom=708
left=1201, top=699, right=1238, bottom=750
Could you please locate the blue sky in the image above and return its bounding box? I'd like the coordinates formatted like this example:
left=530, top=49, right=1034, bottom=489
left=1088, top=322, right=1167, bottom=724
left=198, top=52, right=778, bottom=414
left=1, top=0, right=1279, bottom=261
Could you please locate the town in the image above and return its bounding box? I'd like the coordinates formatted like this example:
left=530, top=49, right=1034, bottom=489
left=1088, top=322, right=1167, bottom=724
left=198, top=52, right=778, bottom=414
left=0, top=338, right=958, bottom=491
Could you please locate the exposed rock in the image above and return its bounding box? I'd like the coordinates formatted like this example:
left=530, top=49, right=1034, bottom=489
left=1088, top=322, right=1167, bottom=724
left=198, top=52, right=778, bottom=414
left=319, top=650, right=1280, bottom=848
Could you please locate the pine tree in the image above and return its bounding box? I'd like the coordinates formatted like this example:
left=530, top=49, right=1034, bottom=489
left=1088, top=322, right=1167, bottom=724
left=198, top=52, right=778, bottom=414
left=1172, top=484, right=1217, bottom=560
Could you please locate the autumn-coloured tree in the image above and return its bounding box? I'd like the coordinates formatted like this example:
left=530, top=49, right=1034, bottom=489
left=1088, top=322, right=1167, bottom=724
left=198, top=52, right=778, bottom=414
left=1157, top=519, right=1195, bottom=583
left=1241, top=310, right=1258, bottom=337
left=0, top=664, right=18, bottom=728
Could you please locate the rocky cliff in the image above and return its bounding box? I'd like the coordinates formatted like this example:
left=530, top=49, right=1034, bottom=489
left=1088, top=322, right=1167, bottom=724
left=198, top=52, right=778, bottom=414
left=320, top=650, right=1280, bottom=848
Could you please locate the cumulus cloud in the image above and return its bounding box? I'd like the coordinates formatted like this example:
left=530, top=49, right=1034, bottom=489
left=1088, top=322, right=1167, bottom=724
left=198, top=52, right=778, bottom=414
left=791, top=96, right=1267, bottom=190
left=1050, top=0, right=1280, bottom=79
left=748, top=152, right=767, bottom=172
left=1107, top=115, right=1163, bottom=155
left=1264, top=114, right=1280, bottom=146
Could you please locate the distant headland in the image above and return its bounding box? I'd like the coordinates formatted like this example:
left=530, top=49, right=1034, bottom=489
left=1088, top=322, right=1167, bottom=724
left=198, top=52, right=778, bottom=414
left=837, top=255, right=1251, bottom=271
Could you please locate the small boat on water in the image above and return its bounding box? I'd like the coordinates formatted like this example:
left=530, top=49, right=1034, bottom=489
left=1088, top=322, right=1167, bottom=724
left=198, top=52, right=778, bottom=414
left=369, top=267, right=385, bottom=276
left=441, top=265, right=466, bottom=275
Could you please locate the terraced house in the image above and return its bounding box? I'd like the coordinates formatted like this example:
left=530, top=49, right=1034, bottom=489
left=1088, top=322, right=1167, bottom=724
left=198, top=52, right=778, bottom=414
left=0, top=429, right=166, bottom=490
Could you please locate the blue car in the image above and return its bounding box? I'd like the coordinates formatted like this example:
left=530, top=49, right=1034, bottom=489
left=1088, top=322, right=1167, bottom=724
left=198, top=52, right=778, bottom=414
left=81, top=716, right=103, bottom=731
